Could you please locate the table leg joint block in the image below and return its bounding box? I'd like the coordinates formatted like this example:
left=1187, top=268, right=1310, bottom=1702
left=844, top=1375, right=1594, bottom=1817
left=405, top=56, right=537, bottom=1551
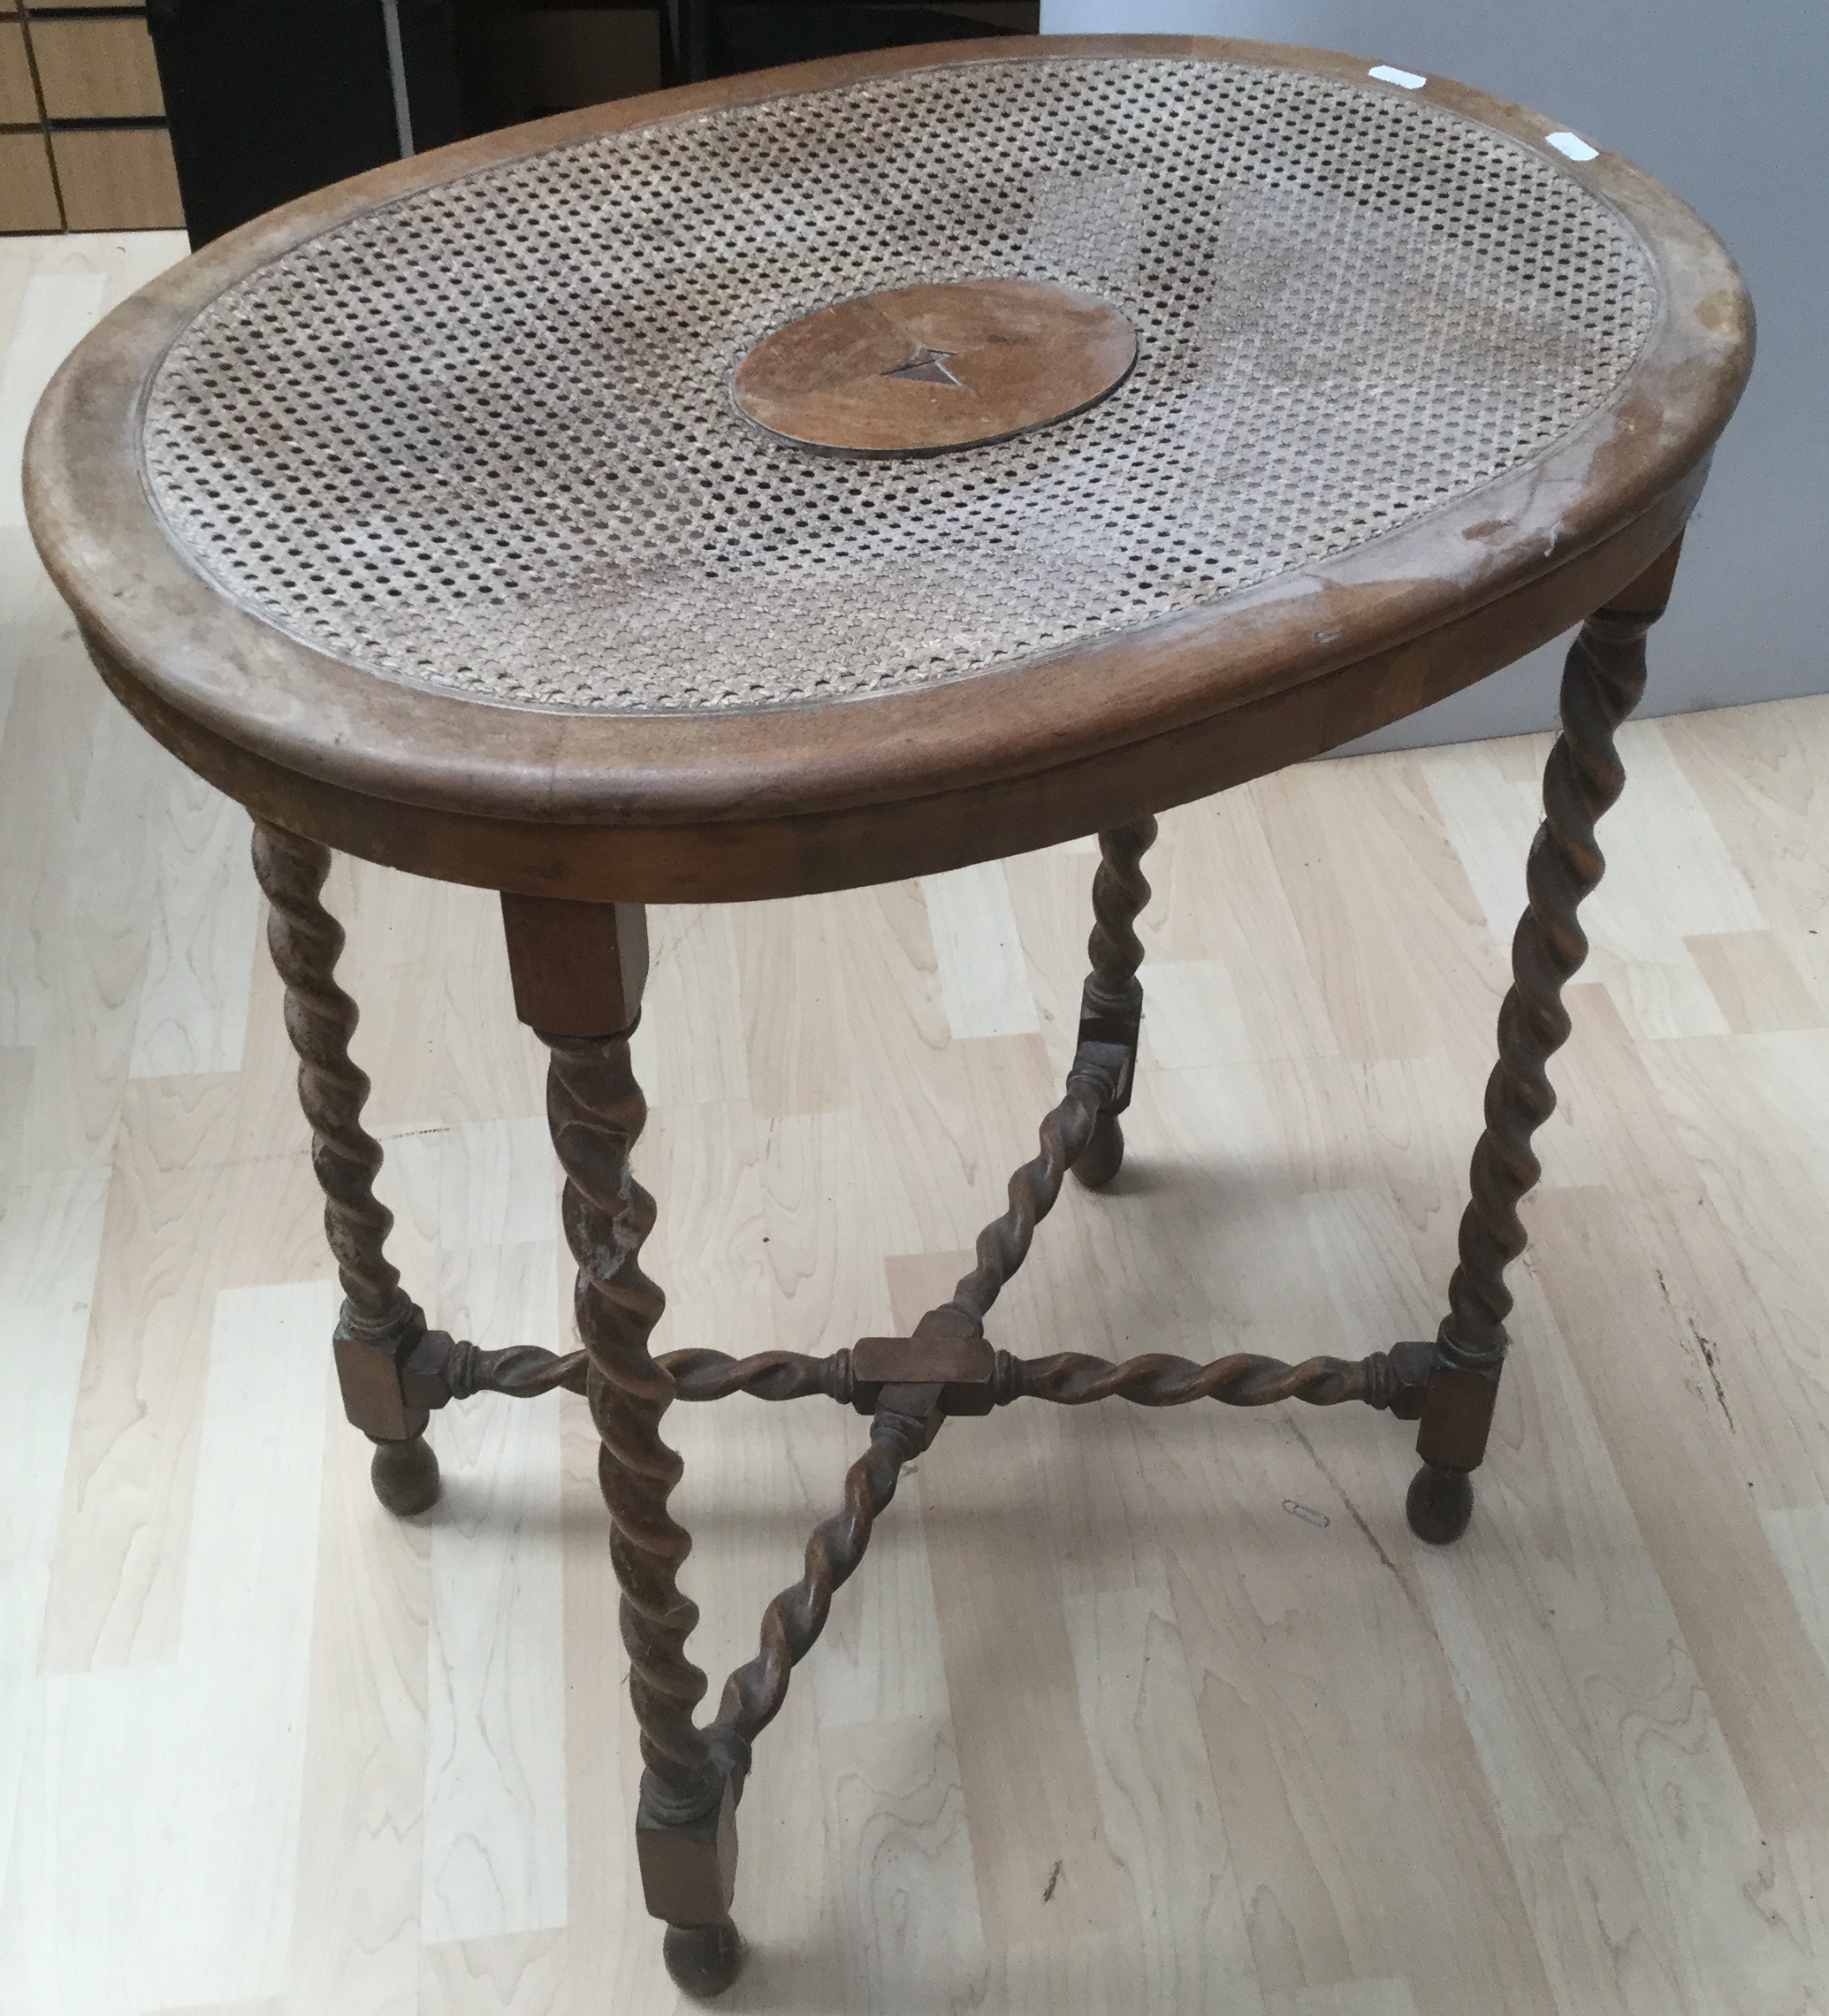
left=1415, top=1357, right=1503, bottom=1470
left=1075, top=995, right=1143, bottom=1114
left=850, top=1313, right=996, bottom=1417
left=636, top=1761, right=740, bottom=1928
left=333, top=1310, right=433, bottom=1444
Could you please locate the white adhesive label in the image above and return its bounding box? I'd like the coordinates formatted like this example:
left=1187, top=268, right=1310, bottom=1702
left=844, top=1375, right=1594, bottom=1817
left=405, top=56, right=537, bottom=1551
left=1368, top=64, right=1427, bottom=88
left=1546, top=130, right=1599, bottom=161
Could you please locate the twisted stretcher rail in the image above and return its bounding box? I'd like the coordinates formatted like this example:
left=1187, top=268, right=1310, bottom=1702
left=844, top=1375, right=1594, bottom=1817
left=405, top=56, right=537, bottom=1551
left=396, top=808, right=1430, bottom=1846
left=406, top=1335, right=1426, bottom=1413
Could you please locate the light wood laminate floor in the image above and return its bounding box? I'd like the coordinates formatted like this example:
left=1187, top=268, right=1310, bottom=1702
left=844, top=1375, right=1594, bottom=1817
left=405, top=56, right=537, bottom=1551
left=4, top=233, right=1829, bottom=2016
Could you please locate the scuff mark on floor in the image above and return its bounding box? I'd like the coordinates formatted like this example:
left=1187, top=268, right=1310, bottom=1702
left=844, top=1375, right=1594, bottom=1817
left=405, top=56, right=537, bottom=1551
left=1690, top=1318, right=1734, bottom=1433
left=1658, top=1265, right=1734, bottom=1432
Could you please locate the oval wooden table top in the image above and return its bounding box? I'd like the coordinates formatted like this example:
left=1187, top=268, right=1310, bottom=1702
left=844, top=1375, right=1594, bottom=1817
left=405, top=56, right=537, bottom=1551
left=25, top=34, right=1751, bottom=905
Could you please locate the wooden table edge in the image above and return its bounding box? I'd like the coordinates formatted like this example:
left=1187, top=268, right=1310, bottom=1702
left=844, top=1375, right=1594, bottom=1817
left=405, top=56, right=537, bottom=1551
left=76, top=469, right=1701, bottom=902
left=24, top=32, right=1754, bottom=862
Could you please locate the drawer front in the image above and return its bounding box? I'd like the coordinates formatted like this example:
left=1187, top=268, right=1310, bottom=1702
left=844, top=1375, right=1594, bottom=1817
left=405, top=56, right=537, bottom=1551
left=51, top=122, right=182, bottom=228
left=0, top=17, right=42, bottom=124
left=0, top=128, right=63, bottom=232
left=31, top=15, right=165, bottom=120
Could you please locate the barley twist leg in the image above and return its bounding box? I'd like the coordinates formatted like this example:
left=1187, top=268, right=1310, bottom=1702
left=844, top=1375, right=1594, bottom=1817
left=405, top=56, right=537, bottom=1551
left=1409, top=542, right=1681, bottom=1544
left=251, top=822, right=439, bottom=1515
left=543, top=1027, right=742, bottom=1989
left=1074, top=816, right=1159, bottom=1190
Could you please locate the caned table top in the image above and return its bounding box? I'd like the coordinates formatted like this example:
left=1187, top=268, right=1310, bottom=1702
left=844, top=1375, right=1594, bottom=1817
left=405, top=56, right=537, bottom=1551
left=25, top=35, right=1750, bottom=902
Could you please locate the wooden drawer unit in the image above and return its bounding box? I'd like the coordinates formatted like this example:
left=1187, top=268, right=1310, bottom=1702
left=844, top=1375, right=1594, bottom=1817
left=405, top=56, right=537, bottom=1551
left=31, top=11, right=164, bottom=119
left=3, top=2, right=183, bottom=233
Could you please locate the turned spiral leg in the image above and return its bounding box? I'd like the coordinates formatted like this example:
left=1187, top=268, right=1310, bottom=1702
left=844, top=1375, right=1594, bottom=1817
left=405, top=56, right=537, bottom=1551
left=251, top=823, right=439, bottom=1515
left=1409, top=539, right=1683, bottom=1545
left=504, top=892, right=743, bottom=1995
left=547, top=1034, right=711, bottom=1793
left=1073, top=817, right=1158, bottom=1190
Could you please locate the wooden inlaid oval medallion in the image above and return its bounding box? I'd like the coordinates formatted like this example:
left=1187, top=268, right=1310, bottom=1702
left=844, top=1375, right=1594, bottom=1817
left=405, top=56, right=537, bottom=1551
left=731, top=279, right=1139, bottom=456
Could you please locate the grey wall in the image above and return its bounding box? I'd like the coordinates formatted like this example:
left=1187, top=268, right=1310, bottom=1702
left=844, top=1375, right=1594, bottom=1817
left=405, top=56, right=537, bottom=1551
left=1040, top=0, right=1826, bottom=752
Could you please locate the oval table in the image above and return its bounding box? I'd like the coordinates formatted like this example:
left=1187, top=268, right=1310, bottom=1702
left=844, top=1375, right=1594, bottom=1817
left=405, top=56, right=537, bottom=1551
left=25, top=34, right=1752, bottom=1995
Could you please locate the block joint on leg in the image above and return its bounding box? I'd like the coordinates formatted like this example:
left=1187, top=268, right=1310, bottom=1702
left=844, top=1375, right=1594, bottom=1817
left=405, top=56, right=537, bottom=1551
left=637, top=1737, right=747, bottom=1997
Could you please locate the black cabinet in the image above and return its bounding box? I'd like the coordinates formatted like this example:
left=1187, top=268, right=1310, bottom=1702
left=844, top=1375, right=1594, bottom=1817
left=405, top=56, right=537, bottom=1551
left=149, top=0, right=464, bottom=245
left=697, top=5, right=1007, bottom=80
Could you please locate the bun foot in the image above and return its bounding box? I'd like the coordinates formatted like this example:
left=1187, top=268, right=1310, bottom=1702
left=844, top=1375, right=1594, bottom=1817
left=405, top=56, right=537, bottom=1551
left=370, top=1433, right=440, bottom=1516
left=1073, top=1112, right=1125, bottom=1190
left=663, top=1921, right=744, bottom=1998
left=1406, top=1461, right=1474, bottom=1546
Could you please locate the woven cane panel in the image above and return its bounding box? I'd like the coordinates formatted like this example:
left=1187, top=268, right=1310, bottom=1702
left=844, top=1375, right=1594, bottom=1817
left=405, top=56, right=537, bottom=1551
left=141, top=57, right=1658, bottom=714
